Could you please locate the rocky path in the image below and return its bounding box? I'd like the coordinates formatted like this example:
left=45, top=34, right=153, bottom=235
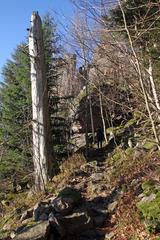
left=10, top=148, right=121, bottom=240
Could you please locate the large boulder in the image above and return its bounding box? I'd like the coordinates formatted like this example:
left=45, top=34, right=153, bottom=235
left=52, top=211, right=93, bottom=236
left=87, top=208, right=107, bottom=227
left=57, top=187, right=82, bottom=203
left=33, top=203, right=50, bottom=221
left=52, top=196, right=74, bottom=216
left=13, top=221, right=51, bottom=240
left=51, top=187, right=82, bottom=216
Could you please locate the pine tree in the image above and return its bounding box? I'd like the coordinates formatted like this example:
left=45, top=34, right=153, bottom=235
left=0, top=11, right=72, bottom=180
left=42, top=13, right=72, bottom=162
left=0, top=13, right=61, bottom=179
left=0, top=43, right=32, bottom=178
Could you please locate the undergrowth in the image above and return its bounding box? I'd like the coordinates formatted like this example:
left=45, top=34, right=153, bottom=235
left=105, top=145, right=160, bottom=239
left=0, top=153, right=86, bottom=235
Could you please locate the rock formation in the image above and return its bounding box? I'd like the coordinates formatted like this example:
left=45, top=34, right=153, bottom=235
left=58, top=54, right=77, bottom=97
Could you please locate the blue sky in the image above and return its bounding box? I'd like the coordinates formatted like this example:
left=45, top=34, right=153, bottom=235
left=0, top=0, right=74, bottom=81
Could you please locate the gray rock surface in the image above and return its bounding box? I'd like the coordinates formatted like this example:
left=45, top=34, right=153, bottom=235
left=33, top=203, right=48, bottom=221
left=107, top=201, right=118, bottom=213
left=20, top=208, right=33, bottom=221
left=13, top=221, right=51, bottom=240
left=52, top=196, right=74, bottom=216
left=140, top=193, right=156, bottom=203
left=12, top=165, right=118, bottom=240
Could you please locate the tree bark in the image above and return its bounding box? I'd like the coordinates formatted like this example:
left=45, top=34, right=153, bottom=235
left=147, top=57, right=160, bottom=111
left=99, top=88, right=108, bottom=144
left=89, top=95, right=95, bottom=143
left=29, top=12, right=53, bottom=191
left=85, top=84, right=89, bottom=157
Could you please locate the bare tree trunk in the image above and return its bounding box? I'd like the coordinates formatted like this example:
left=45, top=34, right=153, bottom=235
left=99, top=88, right=108, bottom=144
left=147, top=57, right=160, bottom=111
left=85, top=82, right=89, bottom=157
left=29, top=12, right=53, bottom=191
left=89, top=95, right=95, bottom=143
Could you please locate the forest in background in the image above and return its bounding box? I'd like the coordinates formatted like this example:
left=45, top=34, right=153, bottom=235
left=1, top=0, right=160, bottom=178
left=1, top=1, right=160, bottom=238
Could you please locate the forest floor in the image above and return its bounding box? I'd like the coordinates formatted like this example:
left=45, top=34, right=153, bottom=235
left=0, top=132, right=160, bottom=239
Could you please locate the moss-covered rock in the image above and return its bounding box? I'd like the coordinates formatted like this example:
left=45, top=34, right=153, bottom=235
left=142, top=179, right=159, bottom=196
left=112, top=148, right=125, bottom=162
left=107, top=126, right=122, bottom=136
left=143, top=141, right=157, bottom=150
left=125, top=147, right=134, bottom=156
left=138, top=188, right=160, bottom=233
left=0, top=230, right=10, bottom=239
left=112, top=152, right=122, bottom=161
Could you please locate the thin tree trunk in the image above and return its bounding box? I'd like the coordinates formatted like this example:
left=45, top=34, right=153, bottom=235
left=99, top=88, right=108, bottom=144
left=89, top=95, right=95, bottom=143
left=147, top=57, right=160, bottom=111
left=118, top=0, right=160, bottom=148
left=85, top=82, right=89, bottom=157
left=29, top=12, right=53, bottom=191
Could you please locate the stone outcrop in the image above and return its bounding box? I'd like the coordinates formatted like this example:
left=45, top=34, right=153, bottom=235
left=14, top=221, right=51, bottom=240
left=11, top=158, right=124, bottom=240
left=58, top=54, right=77, bottom=97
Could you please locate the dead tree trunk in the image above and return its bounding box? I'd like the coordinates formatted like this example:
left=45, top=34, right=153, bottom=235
left=29, top=12, right=53, bottom=191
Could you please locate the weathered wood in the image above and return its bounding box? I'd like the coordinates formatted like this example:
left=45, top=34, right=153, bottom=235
left=29, top=12, right=53, bottom=191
